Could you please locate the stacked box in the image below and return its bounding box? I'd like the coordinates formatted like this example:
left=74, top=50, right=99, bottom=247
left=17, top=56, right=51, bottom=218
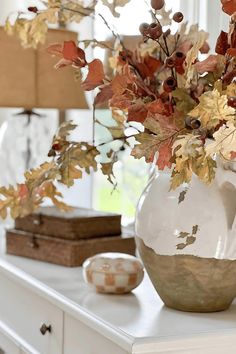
left=6, top=207, right=136, bottom=267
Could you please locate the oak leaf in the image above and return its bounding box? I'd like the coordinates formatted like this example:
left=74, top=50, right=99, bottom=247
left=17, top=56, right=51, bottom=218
left=194, top=55, right=219, bottom=74
left=94, top=84, right=113, bottom=107
left=111, top=75, right=129, bottom=95
left=62, top=41, right=86, bottom=66
left=82, top=59, right=105, bottom=91
left=101, top=0, right=129, bottom=17
left=221, top=0, right=236, bottom=15
left=206, top=121, right=236, bottom=159
left=184, top=31, right=208, bottom=87
left=189, top=89, right=235, bottom=128
left=128, top=103, right=148, bottom=123
left=172, top=88, right=196, bottom=116
left=215, top=31, right=229, bottom=55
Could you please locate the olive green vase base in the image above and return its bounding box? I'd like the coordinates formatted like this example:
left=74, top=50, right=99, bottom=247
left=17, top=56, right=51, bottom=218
left=136, top=237, right=236, bottom=313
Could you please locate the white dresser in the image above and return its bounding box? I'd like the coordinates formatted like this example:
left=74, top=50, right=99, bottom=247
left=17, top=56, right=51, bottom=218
left=0, top=242, right=236, bottom=354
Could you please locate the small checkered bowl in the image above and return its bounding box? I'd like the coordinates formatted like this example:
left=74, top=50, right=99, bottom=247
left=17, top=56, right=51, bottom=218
left=82, top=252, right=144, bottom=294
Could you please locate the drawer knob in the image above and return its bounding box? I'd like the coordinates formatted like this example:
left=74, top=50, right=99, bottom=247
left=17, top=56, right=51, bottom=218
left=40, top=323, right=52, bottom=335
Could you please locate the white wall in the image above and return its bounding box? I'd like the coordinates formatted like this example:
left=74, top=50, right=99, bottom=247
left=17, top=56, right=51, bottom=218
left=180, top=0, right=229, bottom=52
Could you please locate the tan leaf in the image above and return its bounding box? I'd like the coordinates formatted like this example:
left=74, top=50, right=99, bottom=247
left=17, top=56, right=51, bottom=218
left=101, top=162, right=115, bottom=185
left=56, top=121, right=77, bottom=140
left=184, top=30, right=208, bottom=87
left=206, top=122, right=236, bottom=159
left=101, top=0, right=129, bottom=17
left=189, top=90, right=235, bottom=128
left=172, top=88, right=196, bottom=115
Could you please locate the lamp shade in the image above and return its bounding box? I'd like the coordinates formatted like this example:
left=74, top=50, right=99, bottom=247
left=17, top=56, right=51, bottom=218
left=0, top=27, right=88, bottom=109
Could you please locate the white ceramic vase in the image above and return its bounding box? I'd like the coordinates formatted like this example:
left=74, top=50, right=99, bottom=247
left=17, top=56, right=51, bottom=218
left=135, top=162, right=236, bottom=312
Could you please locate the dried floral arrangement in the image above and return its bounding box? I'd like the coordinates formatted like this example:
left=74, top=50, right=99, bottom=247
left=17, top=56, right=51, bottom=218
left=1, top=0, right=236, bottom=219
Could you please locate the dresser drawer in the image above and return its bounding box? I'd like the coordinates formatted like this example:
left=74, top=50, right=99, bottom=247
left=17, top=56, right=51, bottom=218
left=0, top=330, right=20, bottom=354
left=0, top=272, right=63, bottom=354
left=64, top=314, right=129, bottom=354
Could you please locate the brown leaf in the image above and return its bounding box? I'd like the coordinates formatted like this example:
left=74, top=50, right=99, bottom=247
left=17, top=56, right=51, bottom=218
left=128, top=103, right=148, bottom=123
left=101, top=162, right=115, bottom=185
left=62, top=41, right=86, bottom=67
left=94, top=84, right=113, bottom=107
left=136, top=56, right=161, bottom=79
left=111, top=75, right=129, bottom=95
left=82, top=59, right=105, bottom=91
left=156, top=140, right=172, bottom=170
left=227, top=48, right=236, bottom=56
left=147, top=99, right=171, bottom=116
left=215, top=31, right=229, bottom=55
left=195, top=55, right=218, bottom=74
left=221, top=0, right=236, bottom=15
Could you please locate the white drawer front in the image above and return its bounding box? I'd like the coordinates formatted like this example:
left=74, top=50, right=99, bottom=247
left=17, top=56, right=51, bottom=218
left=64, top=314, right=129, bottom=354
left=0, top=331, right=20, bottom=354
left=0, top=272, right=63, bottom=354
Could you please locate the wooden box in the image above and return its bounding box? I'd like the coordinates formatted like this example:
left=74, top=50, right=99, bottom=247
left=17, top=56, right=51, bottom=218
left=6, top=229, right=136, bottom=267
left=15, top=207, right=121, bottom=240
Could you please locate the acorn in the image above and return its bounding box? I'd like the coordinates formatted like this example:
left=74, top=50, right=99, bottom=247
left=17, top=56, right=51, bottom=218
left=151, top=0, right=165, bottom=10
left=139, top=23, right=150, bottom=36
left=228, top=96, right=236, bottom=108
left=28, top=6, right=38, bottom=13
left=163, top=77, right=177, bottom=93
left=149, top=22, right=162, bottom=39
left=185, top=117, right=201, bottom=130
left=173, top=12, right=184, bottom=23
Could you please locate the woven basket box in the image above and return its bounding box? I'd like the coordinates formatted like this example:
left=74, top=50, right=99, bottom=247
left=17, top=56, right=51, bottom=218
left=6, top=229, right=136, bottom=267
left=15, top=207, right=121, bottom=240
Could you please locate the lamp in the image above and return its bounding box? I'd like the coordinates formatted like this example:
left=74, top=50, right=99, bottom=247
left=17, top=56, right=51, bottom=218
left=0, top=27, right=88, bottom=109
left=0, top=27, right=88, bottom=178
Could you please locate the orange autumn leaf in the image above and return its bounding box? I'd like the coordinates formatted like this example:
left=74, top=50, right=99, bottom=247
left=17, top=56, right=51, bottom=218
left=82, top=59, right=105, bottom=91
left=47, top=40, right=87, bottom=69
left=111, top=75, right=129, bottom=95
left=156, top=140, right=172, bottom=170
left=94, top=84, right=113, bottom=106
left=215, top=31, right=229, bottom=55
left=128, top=103, right=148, bottom=123
left=136, top=56, right=161, bottom=79
left=195, top=55, right=218, bottom=74
left=221, top=0, right=236, bottom=15
left=227, top=47, right=236, bottom=56
left=62, top=41, right=86, bottom=66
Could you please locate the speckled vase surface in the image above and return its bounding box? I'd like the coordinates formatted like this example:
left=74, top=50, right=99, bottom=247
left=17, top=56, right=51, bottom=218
left=135, top=165, right=236, bottom=312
